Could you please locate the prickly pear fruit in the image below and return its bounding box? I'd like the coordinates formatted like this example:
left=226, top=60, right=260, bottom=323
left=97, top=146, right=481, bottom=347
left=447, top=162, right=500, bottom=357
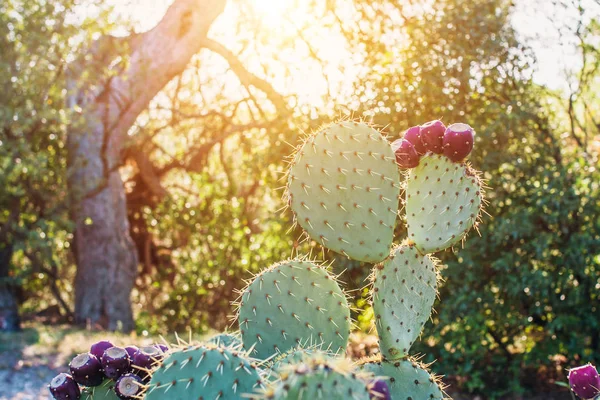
left=144, top=344, right=263, bottom=400
left=124, top=346, right=138, bottom=360
left=443, top=123, right=474, bottom=162
left=403, top=125, right=426, bottom=155
left=131, top=346, right=163, bottom=381
left=69, top=353, right=104, bottom=387
left=286, top=121, right=400, bottom=263
left=90, top=340, right=113, bottom=360
left=263, top=354, right=374, bottom=399
left=391, top=139, right=419, bottom=168
left=206, top=332, right=243, bottom=348
left=369, top=378, right=391, bottom=400
left=569, top=364, right=600, bottom=399
left=81, top=379, right=119, bottom=400
left=371, top=244, right=438, bottom=359
left=362, top=358, right=445, bottom=400
left=101, top=347, right=131, bottom=380
left=405, top=154, right=483, bottom=254
left=237, top=259, right=351, bottom=360
left=49, top=373, right=81, bottom=400
left=114, top=373, right=143, bottom=400
left=420, top=120, right=446, bottom=154
left=153, top=343, right=168, bottom=352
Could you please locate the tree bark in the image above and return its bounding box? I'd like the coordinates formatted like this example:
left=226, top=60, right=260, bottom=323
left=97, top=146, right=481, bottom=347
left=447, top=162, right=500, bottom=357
left=67, top=0, right=226, bottom=331
left=0, top=243, right=19, bottom=332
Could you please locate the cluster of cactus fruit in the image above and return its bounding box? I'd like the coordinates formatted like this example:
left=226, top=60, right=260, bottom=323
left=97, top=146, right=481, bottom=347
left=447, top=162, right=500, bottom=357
left=49, top=119, right=486, bottom=399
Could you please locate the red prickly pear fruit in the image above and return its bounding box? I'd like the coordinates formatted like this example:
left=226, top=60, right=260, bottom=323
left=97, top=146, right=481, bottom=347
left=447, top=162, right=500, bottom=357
left=420, top=119, right=446, bottom=154
left=90, top=340, right=114, bottom=360
left=369, top=378, right=391, bottom=400
left=402, top=125, right=427, bottom=155
left=101, top=347, right=131, bottom=380
left=392, top=139, right=420, bottom=168
left=443, top=123, right=475, bottom=162
left=49, top=373, right=81, bottom=400
left=69, top=353, right=104, bottom=387
left=569, top=364, right=600, bottom=399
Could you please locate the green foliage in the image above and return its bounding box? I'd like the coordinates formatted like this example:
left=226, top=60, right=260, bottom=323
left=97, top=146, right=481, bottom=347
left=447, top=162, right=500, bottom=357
left=0, top=0, right=114, bottom=319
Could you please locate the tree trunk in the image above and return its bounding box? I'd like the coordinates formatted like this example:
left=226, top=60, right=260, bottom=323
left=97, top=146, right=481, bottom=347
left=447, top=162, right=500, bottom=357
left=0, top=243, right=19, bottom=332
left=67, top=0, right=226, bottom=331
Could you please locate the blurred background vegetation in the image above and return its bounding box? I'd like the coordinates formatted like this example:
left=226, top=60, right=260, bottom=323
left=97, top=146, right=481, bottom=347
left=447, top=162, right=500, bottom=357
left=0, top=0, right=599, bottom=398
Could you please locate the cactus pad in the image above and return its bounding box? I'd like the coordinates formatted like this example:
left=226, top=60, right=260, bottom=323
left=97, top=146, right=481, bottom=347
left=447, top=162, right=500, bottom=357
left=206, top=332, right=243, bottom=349
left=237, top=259, right=351, bottom=360
left=263, top=355, right=374, bottom=400
left=287, top=121, right=401, bottom=263
left=362, top=358, right=445, bottom=400
left=81, top=379, right=119, bottom=400
left=144, top=344, right=263, bottom=400
left=371, top=244, right=438, bottom=360
left=405, top=154, right=483, bottom=254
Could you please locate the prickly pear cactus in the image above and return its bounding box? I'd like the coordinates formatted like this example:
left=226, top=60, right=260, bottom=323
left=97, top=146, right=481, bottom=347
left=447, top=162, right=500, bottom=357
left=81, top=379, right=119, bottom=400
left=265, top=346, right=338, bottom=382
left=286, top=121, right=401, bottom=263
left=236, top=259, right=351, bottom=360
left=262, top=354, right=375, bottom=400
left=405, top=154, right=483, bottom=254
left=371, top=244, right=438, bottom=360
left=206, top=332, right=243, bottom=349
left=362, top=358, right=445, bottom=400
left=144, top=344, right=263, bottom=400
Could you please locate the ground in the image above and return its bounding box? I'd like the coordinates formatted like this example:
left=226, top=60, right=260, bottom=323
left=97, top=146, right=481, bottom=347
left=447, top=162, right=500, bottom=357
left=0, top=323, right=573, bottom=400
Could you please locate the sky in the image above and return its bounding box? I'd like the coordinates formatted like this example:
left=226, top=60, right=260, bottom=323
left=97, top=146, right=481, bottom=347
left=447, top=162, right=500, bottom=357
left=109, top=0, right=599, bottom=93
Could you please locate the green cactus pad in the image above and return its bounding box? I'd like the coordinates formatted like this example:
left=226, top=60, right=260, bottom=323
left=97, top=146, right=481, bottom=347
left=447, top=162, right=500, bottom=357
left=265, top=346, right=337, bottom=381
left=362, top=358, right=445, bottom=400
left=371, top=244, right=438, bottom=360
left=287, top=121, right=401, bottom=263
left=405, top=154, right=483, bottom=254
left=237, top=259, right=351, bottom=360
left=206, top=332, right=243, bottom=349
left=144, top=344, right=263, bottom=400
left=81, top=379, right=119, bottom=400
left=263, top=355, right=374, bottom=400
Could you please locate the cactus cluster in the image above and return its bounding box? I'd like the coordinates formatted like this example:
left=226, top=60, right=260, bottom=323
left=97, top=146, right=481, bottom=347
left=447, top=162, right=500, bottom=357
left=49, top=118, right=486, bottom=399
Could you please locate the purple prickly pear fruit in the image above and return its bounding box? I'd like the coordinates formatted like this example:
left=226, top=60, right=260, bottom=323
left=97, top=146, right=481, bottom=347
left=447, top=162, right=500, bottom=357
left=115, top=373, right=143, bottom=400
left=69, top=353, right=104, bottom=387
left=391, top=139, right=420, bottom=168
left=569, top=364, right=600, bottom=399
left=403, top=125, right=427, bottom=155
left=124, top=345, right=138, bottom=359
left=49, top=373, right=81, bottom=400
left=420, top=119, right=446, bottom=154
left=154, top=343, right=168, bottom=352
left=132, top=346, right=163, bottom=381
left=90, top=340, right=114, bottom=360
left=101, top=347, right=131, bottom=380
left=443, top=123, right=475, bottom=162
left=369, top=378, right=391, bottom=400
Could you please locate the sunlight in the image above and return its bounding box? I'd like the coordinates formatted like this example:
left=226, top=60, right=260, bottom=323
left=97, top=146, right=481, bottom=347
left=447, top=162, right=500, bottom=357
left=251, top=0, right=294, bottom=19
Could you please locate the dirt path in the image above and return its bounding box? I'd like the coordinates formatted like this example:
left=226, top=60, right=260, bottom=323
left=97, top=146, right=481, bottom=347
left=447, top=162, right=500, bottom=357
left=0, top=352, right=60, bottom=400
